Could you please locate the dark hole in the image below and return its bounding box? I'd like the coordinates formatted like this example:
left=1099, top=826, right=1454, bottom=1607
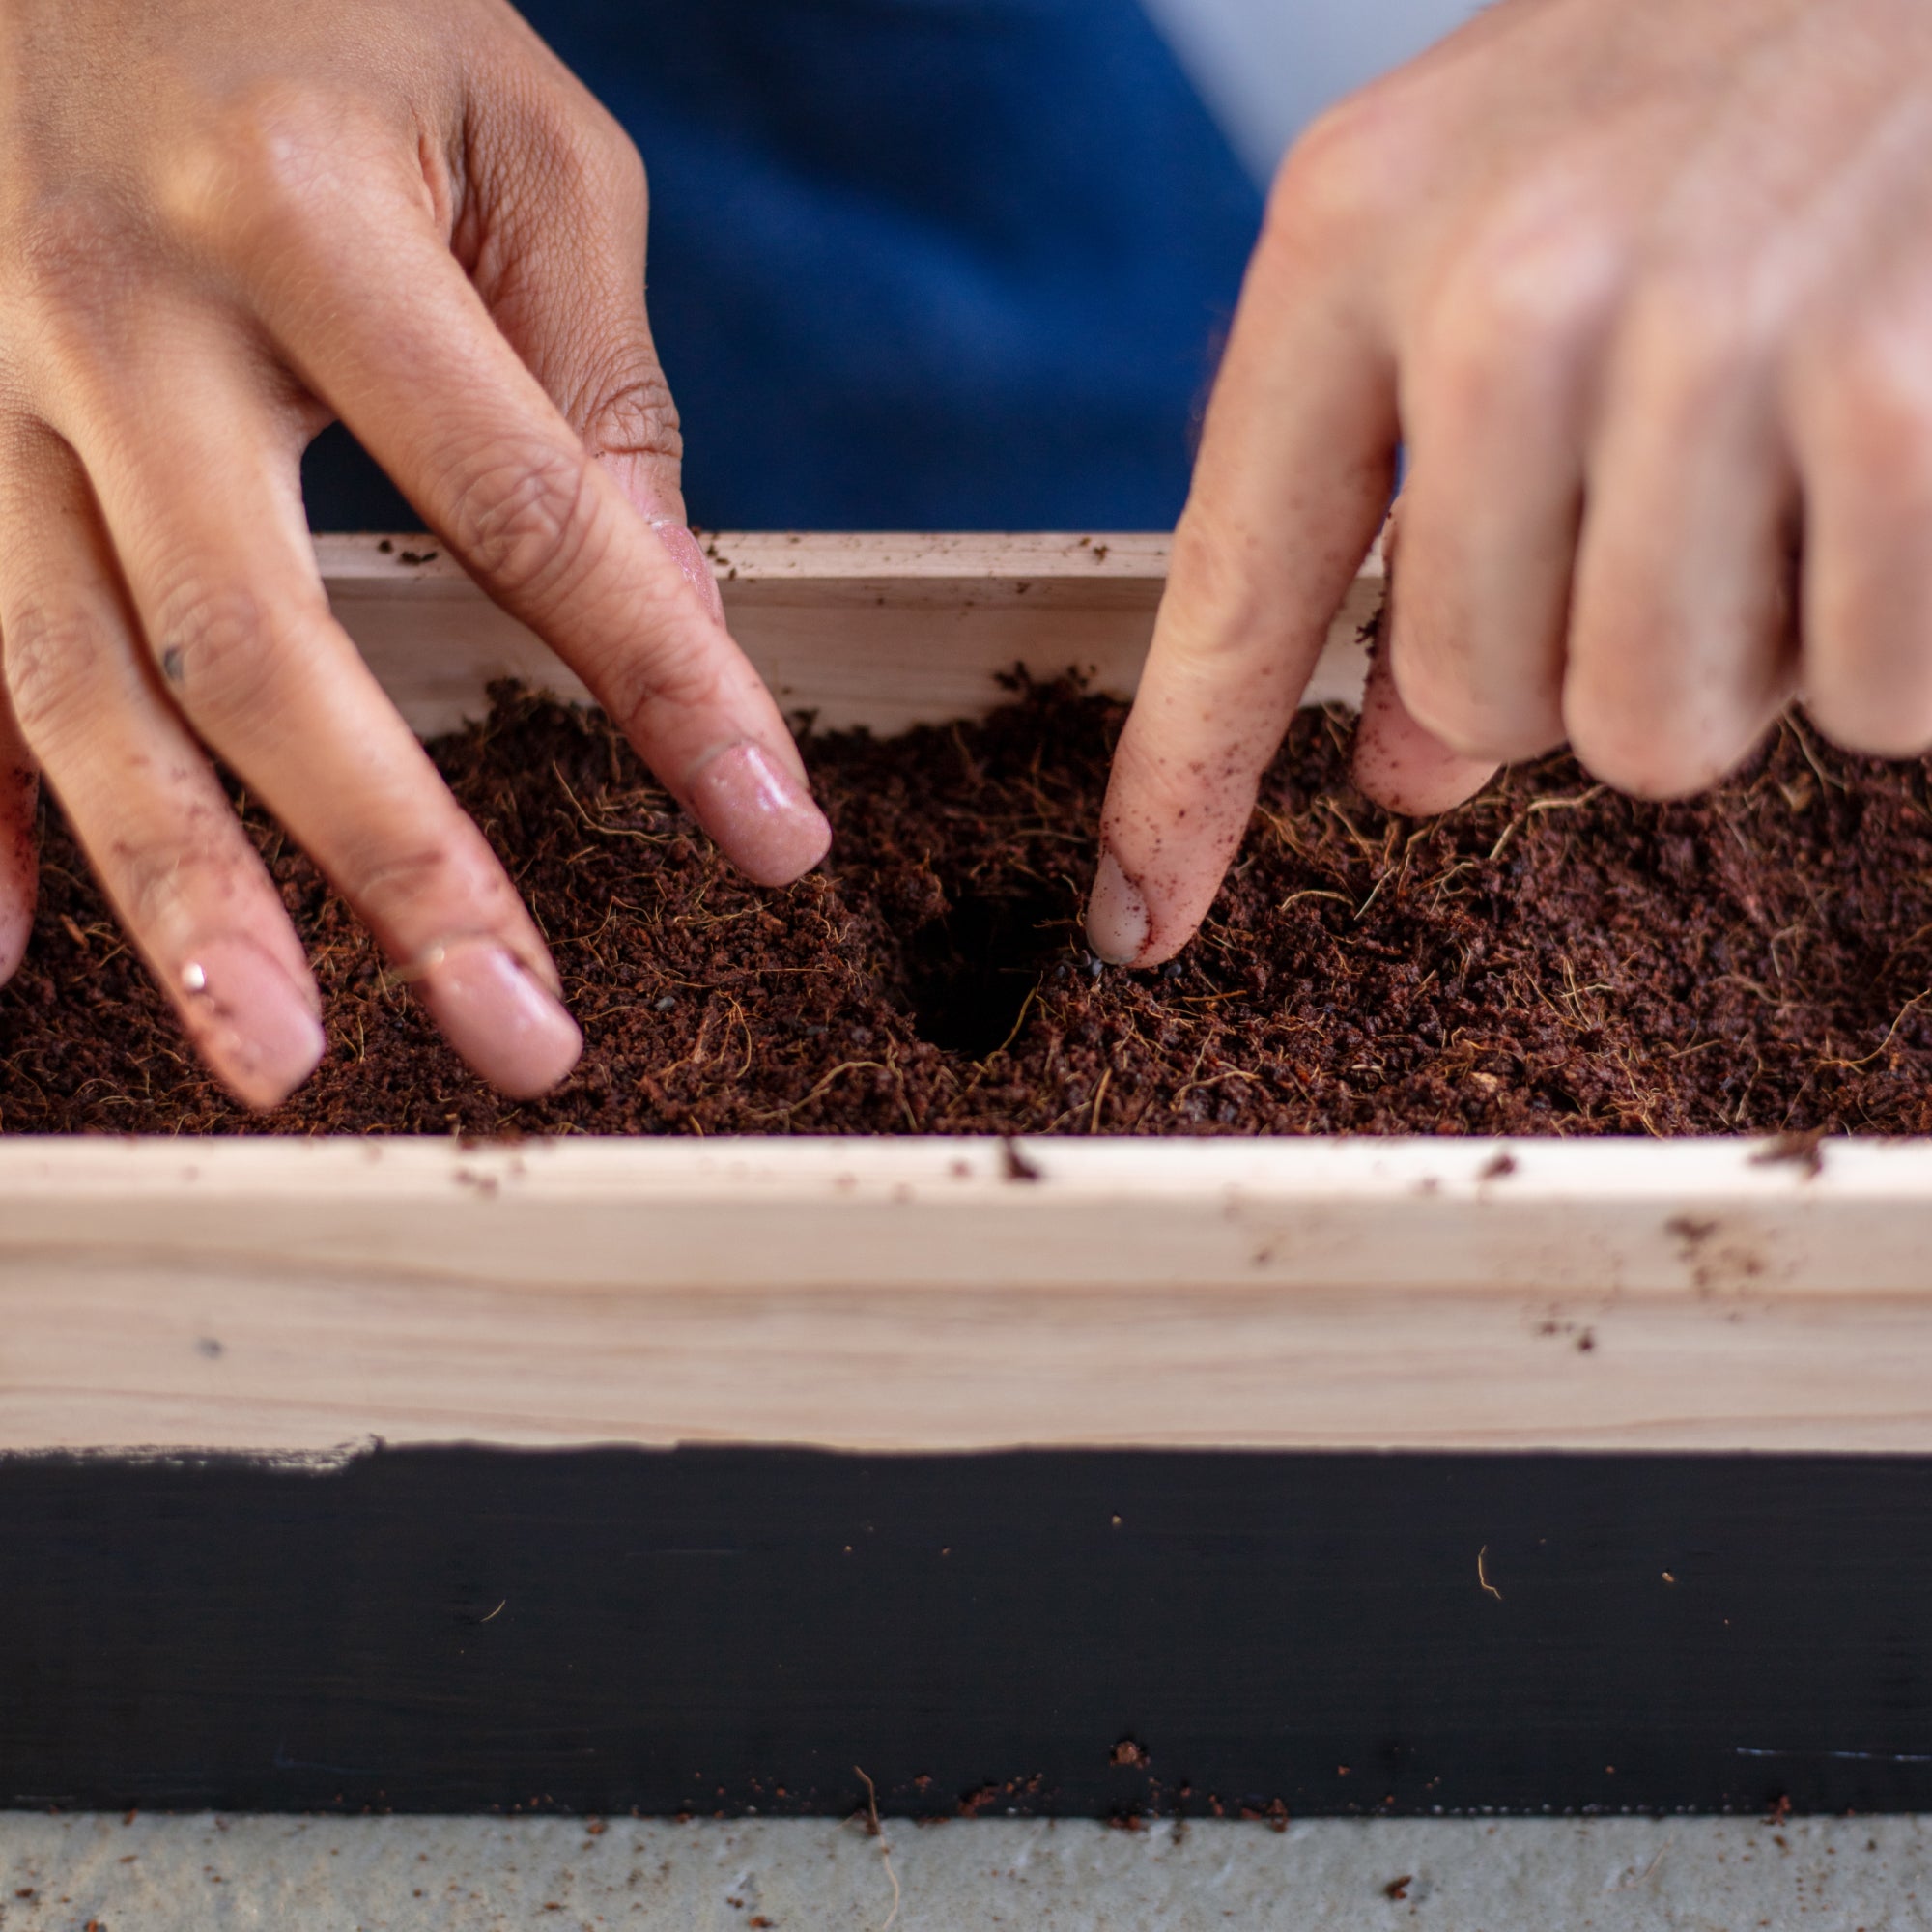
left=905, top=886, right=1066, bottom=1059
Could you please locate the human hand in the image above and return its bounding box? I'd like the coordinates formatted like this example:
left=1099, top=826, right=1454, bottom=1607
left=0, top=0, right=830, bottom=1105
left=1089, top=0, right=1927, bottom=965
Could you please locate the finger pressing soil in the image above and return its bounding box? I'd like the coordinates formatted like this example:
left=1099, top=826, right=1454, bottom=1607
left=3, top=677, right=1931, bottom=1138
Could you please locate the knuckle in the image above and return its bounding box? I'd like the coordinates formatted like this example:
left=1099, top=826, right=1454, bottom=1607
left=12, top=196, right=148, bottom=355
left=1795, top=307, right=1932, bottom=477
left=110, top=820, right=253, bottom=939
left=341, top=832, right=504, bottom=922
left=1415, top=198, right=1623, bottom=422
left=2, top=599, right=104, bottom=745
left=1619, top=257, right=1773, bottom=412
left=146, top=569, right=317, bottom=727
left=1265, top=85, right=1417, bottom=257
left=333, top=810, right=529, bottom=947
left=511, top=81, right=648, bottom=217
left=445, top=437, right=598, bottom=605
left=603, top=620, right=732, bottom=733
left=1157, top=510, right=1276, bottom=666
left=1386, top=642, right=1470, bottom=744
left=159, top=80, right=375, bottom=254
left=1099, top=719, right=1258, bottom=882
left=1106, top=727, right=1204, bottom=826
left=341, top=841, right=454, bottom=907
left=1383, top=553, right=1567, bottom=761
left=577, top=360, right=682, bottom=468
left=582, top=104, right=648, bottom=209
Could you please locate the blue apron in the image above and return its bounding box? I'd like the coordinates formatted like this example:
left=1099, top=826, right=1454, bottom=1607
left=304, top=0, right=1262, bottom=530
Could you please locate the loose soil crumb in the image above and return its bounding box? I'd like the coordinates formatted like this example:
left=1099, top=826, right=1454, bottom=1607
left=4, top=678, right=1932, bottom=1137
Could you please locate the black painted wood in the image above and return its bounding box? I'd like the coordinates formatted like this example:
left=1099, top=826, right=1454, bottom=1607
left=1, top=1447, right=1926, bottom=1818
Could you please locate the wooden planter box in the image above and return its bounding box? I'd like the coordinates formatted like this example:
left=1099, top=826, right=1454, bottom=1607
left=3, top=535, right=1930, bottom=1822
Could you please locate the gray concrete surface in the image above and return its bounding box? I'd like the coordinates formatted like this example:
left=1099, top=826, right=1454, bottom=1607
left=1, top=1811, right=1927, bottom=1929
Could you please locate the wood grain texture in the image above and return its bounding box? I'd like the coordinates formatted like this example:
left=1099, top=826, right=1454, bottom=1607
left=316, top=530, right=1379, bottom=734
left=5, top=1135, right=1931, bottom=1456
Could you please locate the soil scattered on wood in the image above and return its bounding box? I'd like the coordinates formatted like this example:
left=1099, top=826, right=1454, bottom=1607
left=4, top=677, right=1932, bottom=1137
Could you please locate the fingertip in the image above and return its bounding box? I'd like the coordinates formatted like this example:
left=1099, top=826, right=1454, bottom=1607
left=177, top=933, right=328, bottom=1112
left=688, top=740, right=832, bottom=887
left=414, top=938, right=583, bottom=1100
left=1352, top=725, right=1497, bottom=816
left=224, top=1047, right=326, bottom=1115
left=1353, top=644, right=1499, bottom=816
left=741, top=807, right=833, bottom=888
left=1086, top=845, right=1152, bottom=966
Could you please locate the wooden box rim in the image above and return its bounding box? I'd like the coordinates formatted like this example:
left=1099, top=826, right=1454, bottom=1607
left=3, top=533, right=1926, bottom=1461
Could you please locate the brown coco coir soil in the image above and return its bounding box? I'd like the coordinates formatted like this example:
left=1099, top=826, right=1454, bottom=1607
left=4, top=675, right=1932, bottom=1138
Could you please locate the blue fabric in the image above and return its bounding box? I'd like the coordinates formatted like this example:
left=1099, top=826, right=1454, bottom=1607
left=523, top=0, right=1264, bottom=528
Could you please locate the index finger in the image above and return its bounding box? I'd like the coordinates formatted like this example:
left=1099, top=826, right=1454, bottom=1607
left=1086, top=121, right=1400, bottom=966
left=218, top=153, right=830, bottom=889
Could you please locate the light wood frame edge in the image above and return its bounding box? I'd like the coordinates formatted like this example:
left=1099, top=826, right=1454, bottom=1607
left=5, top=1134, right=1932, bottom=1457
left=315, top=529, right=1379, bottom=736
left=5, top=535, right=1925, bottom=1459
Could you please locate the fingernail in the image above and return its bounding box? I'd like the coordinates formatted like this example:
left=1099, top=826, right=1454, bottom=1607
left=649, top=518, right=727, bottom=625
left=0, top=905, right=28, bottom=988
left=1086, top=847, right=1150, bottom=965
left=689, top=741, right=833, bottom=887
left=178, top=934, right=327, bottom=1111
left=0, top=767, right=37, bottom=985
left=413, top=939, right=583, bottom=1099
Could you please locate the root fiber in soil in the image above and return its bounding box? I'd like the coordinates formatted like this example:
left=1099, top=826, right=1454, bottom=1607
left=4, top=679, right=1931, bottom=1138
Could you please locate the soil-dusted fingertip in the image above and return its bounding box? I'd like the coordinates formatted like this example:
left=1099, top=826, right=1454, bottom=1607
left=1086, top=845, right=1151, bottom=966
left=1351, top=648, right=1497, bottom=816
left=411, top=936, right=583, bottom=1099
left=688, top=740, right=833, bottom=887
left=1351, top=728, right=1496, bottom=816
left=176, top=933, right=327, bottom=1112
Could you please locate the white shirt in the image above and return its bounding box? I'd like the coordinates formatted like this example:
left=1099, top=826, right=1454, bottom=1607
left=1142, top=0, right=1480, bottom=181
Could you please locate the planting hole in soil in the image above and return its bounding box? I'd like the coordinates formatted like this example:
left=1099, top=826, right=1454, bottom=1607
left=903, top=883, right=1068, bottom=1058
